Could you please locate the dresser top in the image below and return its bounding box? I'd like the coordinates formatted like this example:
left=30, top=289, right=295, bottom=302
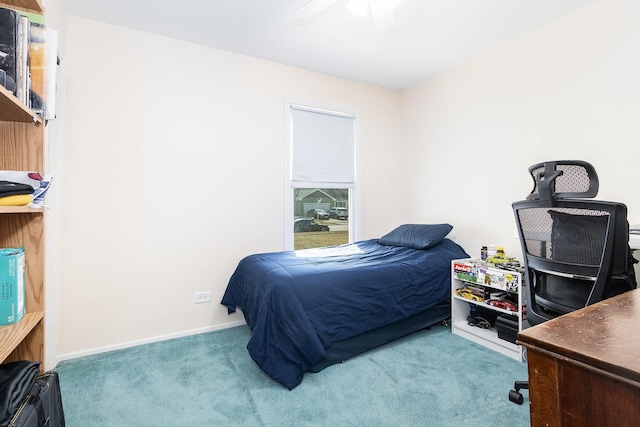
left=518, top=288, right=640, bottom=381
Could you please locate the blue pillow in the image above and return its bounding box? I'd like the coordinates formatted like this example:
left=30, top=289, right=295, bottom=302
left=379, top=224, right=453, bottom=250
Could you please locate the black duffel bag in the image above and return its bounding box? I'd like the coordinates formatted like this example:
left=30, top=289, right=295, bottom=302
left=0, top=361, right=40, bottom=426
left=7, top=371, right=65, bottom=427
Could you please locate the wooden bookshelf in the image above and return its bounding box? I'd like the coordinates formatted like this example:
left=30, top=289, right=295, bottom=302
left=0, top=86, right=41, bottom=124
left=0, top=311, right=44, bottom=362
left=0, top=0, right=43, bottom=14
left=0, top=205, right=44, bottom=213
left=0, top=0, right=47, bottom=368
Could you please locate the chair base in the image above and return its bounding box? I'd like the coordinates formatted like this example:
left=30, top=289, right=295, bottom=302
left=509, top=381, right=528, bottom=405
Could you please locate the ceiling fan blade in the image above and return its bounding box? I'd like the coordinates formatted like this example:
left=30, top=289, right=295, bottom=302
left=294, top=0, right=340, bottom=19
left=345, top=0, right=369, bottom=18
left=384, top=0, right=401, bottom=9
left=370, top=0, right=396, bottom=32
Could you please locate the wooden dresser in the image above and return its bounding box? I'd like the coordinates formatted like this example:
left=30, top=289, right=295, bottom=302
left=518, top=288, right=640, bottom=427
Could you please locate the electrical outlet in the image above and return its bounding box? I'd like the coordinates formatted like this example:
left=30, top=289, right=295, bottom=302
left=194, top=291, right=212, bottom=304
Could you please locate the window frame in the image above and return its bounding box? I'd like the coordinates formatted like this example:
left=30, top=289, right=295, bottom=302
left=284, top=98, right=361, bottom=250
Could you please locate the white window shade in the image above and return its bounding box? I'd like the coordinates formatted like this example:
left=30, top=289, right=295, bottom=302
left=291, top=106, right=355, bottom=184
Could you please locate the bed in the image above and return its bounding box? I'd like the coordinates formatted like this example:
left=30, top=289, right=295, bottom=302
left=221, top=224, right=469, bottom=389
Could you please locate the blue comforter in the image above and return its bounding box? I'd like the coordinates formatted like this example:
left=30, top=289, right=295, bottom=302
left=221, top=238, right=468, bottom=389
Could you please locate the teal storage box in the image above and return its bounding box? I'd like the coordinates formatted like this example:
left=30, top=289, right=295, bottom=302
left=0, top=248, right=25, bottom=326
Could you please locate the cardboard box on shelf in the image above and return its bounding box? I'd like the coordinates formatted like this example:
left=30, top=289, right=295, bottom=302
left=0, top=248, right=25, bottom=326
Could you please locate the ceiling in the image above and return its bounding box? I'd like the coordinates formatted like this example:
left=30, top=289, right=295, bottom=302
left=61, top=0, right=597, bottom=91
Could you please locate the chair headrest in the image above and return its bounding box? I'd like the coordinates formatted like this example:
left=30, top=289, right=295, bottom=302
left=526, top=160, right=599, bottom=202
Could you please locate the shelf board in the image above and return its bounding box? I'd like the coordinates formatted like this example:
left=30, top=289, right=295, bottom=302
left=0, top=0, right=44, bottom=14
left=0, top=311, right=44, bottom=362
left=452, top=320, right=523, bottom=362
left=452, top=295, right=521, bottom=317
left=0, top=85, right=41, bottom=124
left=0, top=205, right=44, bottom=214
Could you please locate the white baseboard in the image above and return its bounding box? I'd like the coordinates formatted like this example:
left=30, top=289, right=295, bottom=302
left=55, top=319, right=247, bottom=365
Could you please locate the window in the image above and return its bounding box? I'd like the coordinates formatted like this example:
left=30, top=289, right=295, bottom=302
left=293, top=188, right=350, bottom=250
left=286, top=102, right=358, bottom=250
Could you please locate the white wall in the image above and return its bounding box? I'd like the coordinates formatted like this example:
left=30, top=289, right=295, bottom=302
left=58, top=17, right=402, bottom=359
left=401, top=0, right=640, bottom=260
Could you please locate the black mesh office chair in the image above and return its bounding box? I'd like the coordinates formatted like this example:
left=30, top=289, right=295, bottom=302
left=508, top=160, right=637, bottom=405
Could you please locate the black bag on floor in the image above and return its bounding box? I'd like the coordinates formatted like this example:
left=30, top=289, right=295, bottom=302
left=0, top=361, right=40, bottom=426
left=7, top=371, right=65, bottom=427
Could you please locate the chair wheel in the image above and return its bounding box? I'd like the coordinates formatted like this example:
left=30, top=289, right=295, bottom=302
left=509, top=389, right=524, bottom=405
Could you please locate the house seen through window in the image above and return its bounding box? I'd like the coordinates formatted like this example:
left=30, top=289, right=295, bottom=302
left=293, top=188, right=349, bottom=250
